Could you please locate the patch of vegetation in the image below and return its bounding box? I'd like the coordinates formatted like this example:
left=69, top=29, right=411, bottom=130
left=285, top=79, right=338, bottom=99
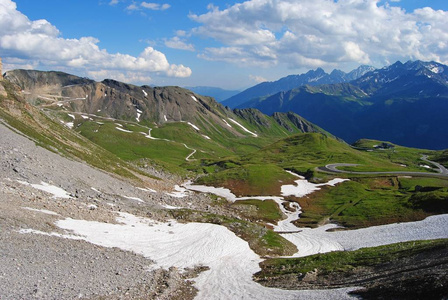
left=168, top=209, right=297, bottom=257
left=408, top=188, right=448, bottom=213
left=196, top=163, right=296, bottom=196
left=231, top=199, right=284, bottom=224
left=295, top=177, right=439, bottom=228
left=254, top=239, right=448, bottom=279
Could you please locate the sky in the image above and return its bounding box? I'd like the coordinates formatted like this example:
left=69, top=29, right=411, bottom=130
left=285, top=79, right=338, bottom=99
left=0, top=0, right=447, bottom=90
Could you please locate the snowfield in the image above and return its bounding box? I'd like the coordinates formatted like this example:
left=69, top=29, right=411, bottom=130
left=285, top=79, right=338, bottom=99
left=184, top=174, right=448, bottom=258
left=54, top=213, right=356, bottom=300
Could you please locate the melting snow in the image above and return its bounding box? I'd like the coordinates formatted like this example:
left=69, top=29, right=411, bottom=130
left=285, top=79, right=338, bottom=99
left=165, top=185, right=190, bottom=198
left=202, top=135, right=211, bottom=140
left=67, top=114, right=75, bottom=120
left=115, top=127, right=133, bottom=133
left=281, top=171, right=349, bottom=198
left=228, top=118, right=258, bottom=137
left=136, top=187, right=157, bottom=193
left=22, top=207, right=59, bottom=216
left=222, top=119, right=232, bottom=128
left=142, top=89, right=148, bottom=97
left=187, top=122, right=200, bottom=131
left=17, top=180, right=72, bottom=199
left=50, top=213, right=355, bottom=300
left=191, top=95, right=198, bottom=102
left=122, top=196, right=144, bottom=203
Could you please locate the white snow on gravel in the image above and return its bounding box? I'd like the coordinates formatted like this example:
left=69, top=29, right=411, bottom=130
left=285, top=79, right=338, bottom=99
left=67, top=114, right=75, bottom=120
left=164, top=115, right=167, bottom=122
left=228, top=118, right=258, bottom=137
left=22, top=207, right=59, bottom=216
left=53, top=213, right=356, bottom=300
left=17, top=180, right=72, bottom=199
left=65, top=122, right=74, bottom=129
left=81, top=115, right=89, bottom=119
left=165, top=185, right=190, bottom=198
left=136, top=187, right=157, bottom=193
left=142, top=89, right=148, bottom=97
left=191, top=95, right=198, bottom=102
left=122, top=196, right=144, bottom=203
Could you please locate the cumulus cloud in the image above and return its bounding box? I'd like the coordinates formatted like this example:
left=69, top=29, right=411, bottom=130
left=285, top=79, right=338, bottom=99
left=190, top=0, right=448, bottom=69
left=164, top=36, right=195, bottom=51
left=0, top=0, right=191, bottom=82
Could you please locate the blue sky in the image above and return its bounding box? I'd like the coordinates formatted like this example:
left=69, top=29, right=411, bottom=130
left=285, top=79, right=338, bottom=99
left=1, top=0, right=447, bottom=90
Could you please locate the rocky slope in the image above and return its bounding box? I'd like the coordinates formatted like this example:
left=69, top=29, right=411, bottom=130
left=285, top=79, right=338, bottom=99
left=5, top=69, right=329, bottom=139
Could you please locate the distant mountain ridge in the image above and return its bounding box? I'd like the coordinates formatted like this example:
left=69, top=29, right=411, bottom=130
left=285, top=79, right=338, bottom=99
left=4, top=69, right=331, bottom=140
left=222, top=65, right=375, bottom=108
left=184, top=86, right=240, bottom=102
left=237, top=60, right=448, bottom=150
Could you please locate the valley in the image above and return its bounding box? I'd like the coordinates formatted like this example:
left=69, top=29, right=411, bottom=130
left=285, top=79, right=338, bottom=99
left=0, top=65, right=447, bottom=299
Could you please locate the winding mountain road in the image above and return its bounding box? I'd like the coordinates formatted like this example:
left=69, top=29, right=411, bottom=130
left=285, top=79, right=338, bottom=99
left=318, top=155, right=448, bottom=178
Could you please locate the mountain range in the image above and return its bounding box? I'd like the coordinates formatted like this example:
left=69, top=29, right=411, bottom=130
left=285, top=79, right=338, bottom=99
left=222, top=65, right=375, bottom=108
left=231, top=60, right=448, bottom=150
left=184, top=86, right=240, bottom=102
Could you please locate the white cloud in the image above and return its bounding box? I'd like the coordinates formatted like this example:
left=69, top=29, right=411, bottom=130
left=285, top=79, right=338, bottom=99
left=190, top=0, right=448, bottom=69
left=165, top=36, right=195, bottom=51
left=141, top=2, right=170, bottom=11
left=249, top=74, right=267, bottom=83
left=0, top=0, right=191, bottom=83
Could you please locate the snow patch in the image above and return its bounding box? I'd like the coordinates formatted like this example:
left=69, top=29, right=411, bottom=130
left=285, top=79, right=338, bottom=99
left=136, top=187, right=157, bottom=193
left=115, top=127, right=133, bottom=133
left=191, top=95, right=198, bottom=102
left=222, top=119, right=232, bottom=128
left=17, top=180, right=72, bottom=199
left=281, top=171, right=349, bottom=198
left=202, top=135, right=211, bottom=140
left=187, top=122, right=200, bottom=131
left=67, top=114, right=75, bottom=120
left=228, top=118, right=258, bottom=137
left=122, top=196, right=144, bottom=203
left=22, top=207, right=59, bottom=216
left=142, top=89, right=148, bottom=97
left=165, top=185, right=190, bottom=198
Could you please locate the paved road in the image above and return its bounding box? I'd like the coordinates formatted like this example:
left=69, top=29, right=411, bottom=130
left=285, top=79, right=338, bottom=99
left=318, top=156, right=448, bottom=178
